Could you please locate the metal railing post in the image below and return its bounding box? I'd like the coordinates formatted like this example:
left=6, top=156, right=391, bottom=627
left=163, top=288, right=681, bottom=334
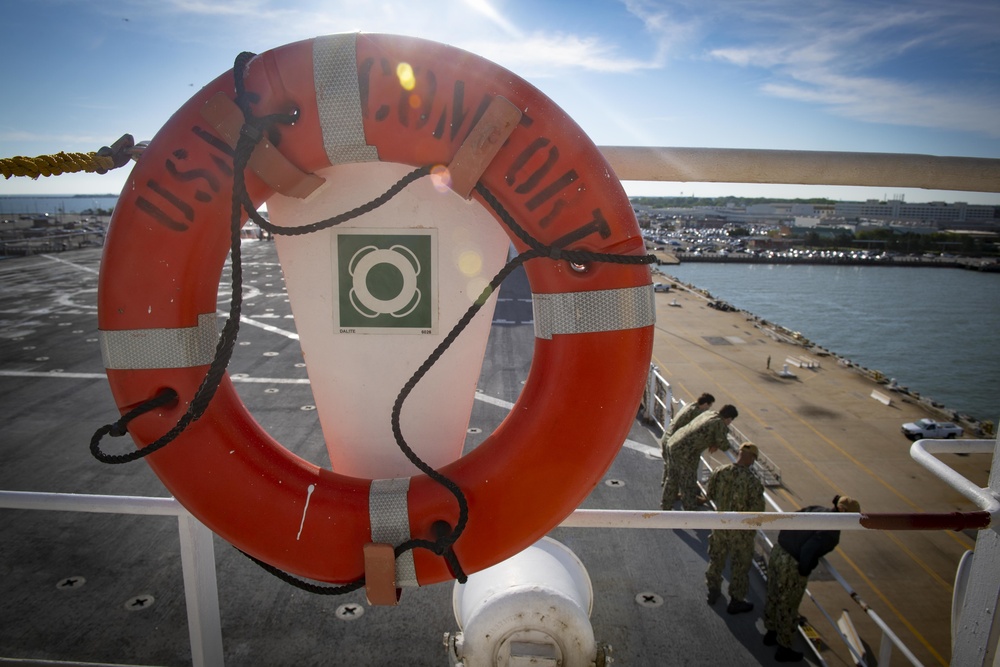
left=949, top=431, right=1000, bottom=667
left=0, top=490, right=226, bottom=667
left=878, top=629, right=895, bottom=666
left=178, top=513, right=225, bottom=667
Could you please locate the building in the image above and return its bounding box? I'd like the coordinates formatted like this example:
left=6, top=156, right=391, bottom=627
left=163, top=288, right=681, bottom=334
left=834, top=199, right=998, bottom=231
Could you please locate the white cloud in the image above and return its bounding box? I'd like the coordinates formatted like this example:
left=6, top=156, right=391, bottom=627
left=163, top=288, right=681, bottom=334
left=465, top=33, right=657, bottom=76
left=620, top=0, right=700, bottom=65
left=703, top=1, right=1000, bottom=137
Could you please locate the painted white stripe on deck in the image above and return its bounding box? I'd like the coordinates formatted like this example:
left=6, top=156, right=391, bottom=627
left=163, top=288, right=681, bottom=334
left=41, top=254, right=100, bottom=275
left=0, top=371, right=659, bottom=454
left=0, top=370, right=308, bottom=384
left=234, top=313, right=299, bottom=340
left=474, top=391, right=514, bottom=410
left=473, top=390, right=654, bottom=455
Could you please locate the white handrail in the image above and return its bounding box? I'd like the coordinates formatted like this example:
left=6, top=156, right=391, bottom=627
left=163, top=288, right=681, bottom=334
left=560, top=507, right=984, bottom=530
left=0, top=489, right=186, bottom=515
left=909, top=439, right=1000, bottom=518
left=599, top=146, right=1000, bottom=193
left=0, top=490, right=223, bottom=667
left=561, top=437, right=999, bottom=666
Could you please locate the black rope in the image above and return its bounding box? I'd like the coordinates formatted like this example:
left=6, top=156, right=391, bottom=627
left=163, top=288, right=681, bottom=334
left=474, top=182, right=657, bottom=268
left=92, top=48, right=657, bottom=594
left=240, top=166, right=432, bottom=237
left=89, top=388, right=178, bottom=463
left=89, top=52, right=295, bottom=464
left=240, top=551, right=366, bottom=595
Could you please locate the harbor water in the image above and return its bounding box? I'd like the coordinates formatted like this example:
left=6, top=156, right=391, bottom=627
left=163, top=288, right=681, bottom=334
left=662, top=263, right=1000, bottom=424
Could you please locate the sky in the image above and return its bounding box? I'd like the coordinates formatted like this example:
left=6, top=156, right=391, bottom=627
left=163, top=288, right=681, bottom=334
left=1, top=0, right=998, bottom=204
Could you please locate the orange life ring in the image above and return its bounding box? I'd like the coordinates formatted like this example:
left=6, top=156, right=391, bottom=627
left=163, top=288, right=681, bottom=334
left=97, top=33, right=654, bottom=585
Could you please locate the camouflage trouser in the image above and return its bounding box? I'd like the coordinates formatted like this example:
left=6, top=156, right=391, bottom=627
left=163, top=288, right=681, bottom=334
left=764, top=545, right=809, bottom=647
left=705, top=529, right=755, bottom=600
left=661, top=440, right=669, bottom=485
left=662, top=448, right=700, bottom=509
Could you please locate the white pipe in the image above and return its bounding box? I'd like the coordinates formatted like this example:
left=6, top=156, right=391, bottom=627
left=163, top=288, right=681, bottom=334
left=909, top=439, right=1000, bottom=518
left=562, top=508, right=865, bottom=530
left=0, top=490, right=186, bottom=516
left=599, top=146, right=1000, bottom=193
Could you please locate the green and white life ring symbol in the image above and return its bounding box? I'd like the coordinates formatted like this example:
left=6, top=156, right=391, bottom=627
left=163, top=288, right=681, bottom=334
left=348, top=245, right=422, bottom=318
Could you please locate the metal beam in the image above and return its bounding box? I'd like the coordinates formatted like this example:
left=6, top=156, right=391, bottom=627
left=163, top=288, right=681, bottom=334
left=599, top=146, right=1000, bottom=193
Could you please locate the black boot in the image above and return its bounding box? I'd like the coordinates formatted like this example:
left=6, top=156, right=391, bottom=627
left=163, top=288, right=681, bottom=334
left=726, top=599, right=754, bottom=614
left=775, top=645, right=804, bottom=663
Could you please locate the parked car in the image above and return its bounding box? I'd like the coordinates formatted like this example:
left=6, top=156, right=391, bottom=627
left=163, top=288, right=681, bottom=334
left=653, top=282, right=670, bottom=293
left=901, top=418, right=963, bottom=440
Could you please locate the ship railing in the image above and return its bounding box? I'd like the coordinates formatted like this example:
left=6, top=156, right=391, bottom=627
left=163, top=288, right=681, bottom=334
left=695, top=450, right=899, bottom=666
left=598, top=147, right=1000, bottom=194
left=725, top=422, right=782, bottom=487
left=639, top=362, right=672, bottom=434
left=646, top=368, right=782, bottom=487
left=616, top=144, right=1000, bottom=666
left=565, top=436, right=999, bottom=666
left=0, top=437, right=994, bottom=667
left=0, top=490, right=224, bottom=667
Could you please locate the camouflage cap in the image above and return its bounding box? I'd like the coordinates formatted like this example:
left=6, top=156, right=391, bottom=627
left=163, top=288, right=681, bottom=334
left=836, top=496, right=861, bottom=513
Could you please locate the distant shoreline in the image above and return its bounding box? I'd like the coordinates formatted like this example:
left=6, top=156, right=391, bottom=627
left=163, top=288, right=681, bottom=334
left=660, top=251, right=1000, bottom=272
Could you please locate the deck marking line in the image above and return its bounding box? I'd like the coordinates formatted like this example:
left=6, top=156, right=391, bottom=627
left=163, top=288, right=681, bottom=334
left=473, top=391, right=654, bottom=455
left=474, top=391, right=514, bottom=411
left=232, top=313, right=300, bottom=340
left=0, top=370, right=311, bottom=384
left=41, top=254, right=100, bottom=275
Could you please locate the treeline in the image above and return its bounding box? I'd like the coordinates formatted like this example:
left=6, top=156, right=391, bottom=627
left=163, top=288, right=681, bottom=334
left=804, top=228, right=994, bottom=255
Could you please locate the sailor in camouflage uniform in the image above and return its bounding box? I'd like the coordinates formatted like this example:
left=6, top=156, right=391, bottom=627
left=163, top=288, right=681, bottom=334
left=763, top=494, right=862, bottom=663
left=661, top=404, right=738, bottom=510
left=660, top=392, right=715, bottom=484
left=704, top=443, right=765, bottom=614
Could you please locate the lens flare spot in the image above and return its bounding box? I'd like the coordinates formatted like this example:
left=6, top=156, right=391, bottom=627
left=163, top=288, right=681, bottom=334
left=408, top=93, right=422, bottom=109
left=396, top=62, right=416, bottom=91
left=430, top=164, right=452, bottom=193
left=458, top=250, right=484, bottom=277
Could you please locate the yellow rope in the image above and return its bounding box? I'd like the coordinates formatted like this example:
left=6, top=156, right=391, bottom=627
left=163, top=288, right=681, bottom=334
left=1, top=151, right=118, bottom=180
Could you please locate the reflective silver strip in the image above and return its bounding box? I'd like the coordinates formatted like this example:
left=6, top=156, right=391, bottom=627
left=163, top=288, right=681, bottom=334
left=533, top=285, right=656, bottom=340
left=369, top=477, right=418, bottom=587
left=99, top=313, right=219, bottom=370
left=314, top=34, right=380, bottom=165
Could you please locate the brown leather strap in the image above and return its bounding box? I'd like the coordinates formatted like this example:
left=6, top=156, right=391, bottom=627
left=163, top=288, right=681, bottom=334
left=448, top=96, right=522, bottom=198
left=363, top=542, right=401, bottom=605
left=201, top=92, right=325, bottom=199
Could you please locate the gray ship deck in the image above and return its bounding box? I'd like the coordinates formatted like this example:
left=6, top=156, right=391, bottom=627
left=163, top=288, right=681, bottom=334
left=0, top=239, right=972, bottom=665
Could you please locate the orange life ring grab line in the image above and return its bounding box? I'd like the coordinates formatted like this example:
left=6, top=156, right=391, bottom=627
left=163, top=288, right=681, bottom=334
left=97, top=33, right=655, bottom=586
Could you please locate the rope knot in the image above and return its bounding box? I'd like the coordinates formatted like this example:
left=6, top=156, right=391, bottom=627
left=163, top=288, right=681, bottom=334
left=548, top=246, right=563, bottom=261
